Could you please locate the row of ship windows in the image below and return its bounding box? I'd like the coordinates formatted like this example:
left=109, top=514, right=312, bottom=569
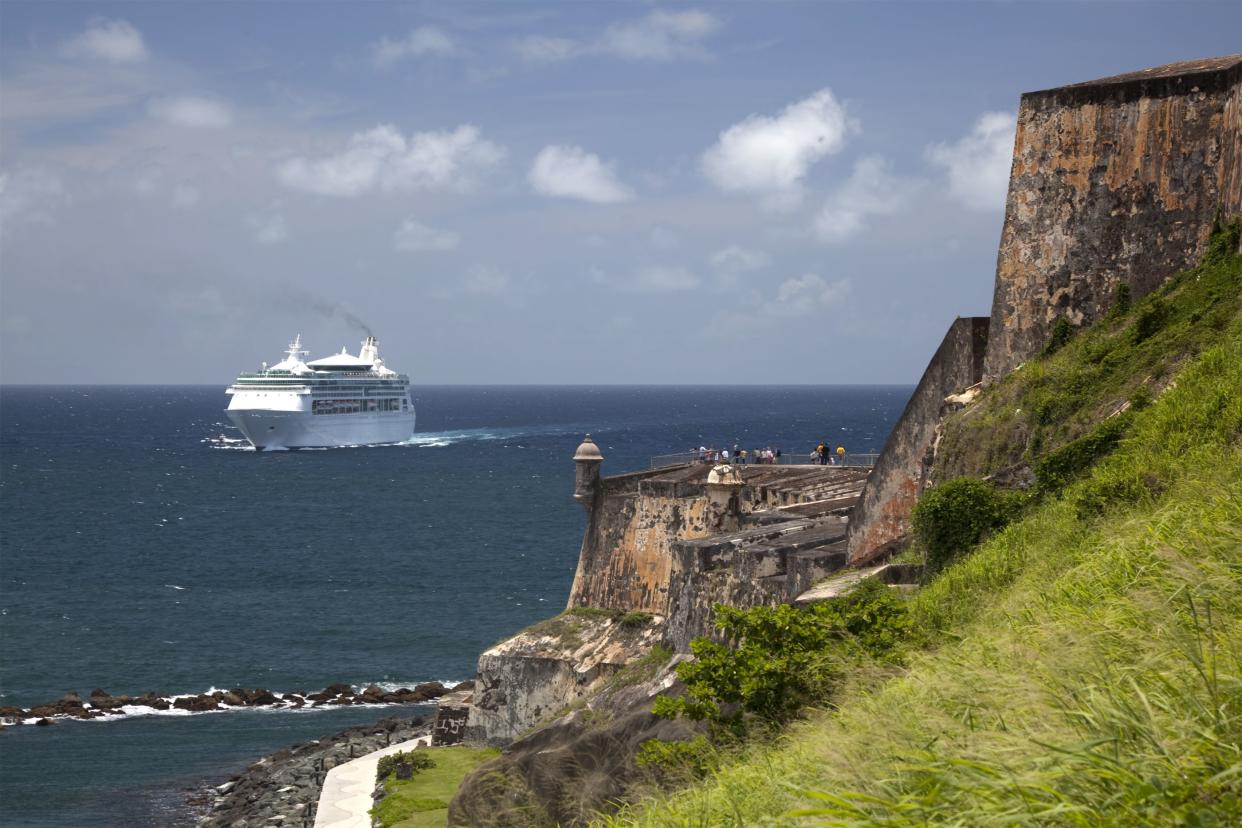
left=311, top=398, right=407, bottom=415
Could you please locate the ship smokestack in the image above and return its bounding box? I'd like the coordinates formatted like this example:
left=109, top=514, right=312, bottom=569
left=359, top=336, right=379, bottom=364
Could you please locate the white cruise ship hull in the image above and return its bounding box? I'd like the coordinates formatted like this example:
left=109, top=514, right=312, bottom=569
left=226, top=409, right=416, bottom=450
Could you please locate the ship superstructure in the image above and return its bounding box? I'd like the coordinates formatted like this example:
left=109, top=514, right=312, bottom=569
left=225, top=335, right=415, bottom=450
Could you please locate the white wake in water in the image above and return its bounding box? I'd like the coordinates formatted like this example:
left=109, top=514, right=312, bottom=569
left=203, top=424, right=590, bottom=451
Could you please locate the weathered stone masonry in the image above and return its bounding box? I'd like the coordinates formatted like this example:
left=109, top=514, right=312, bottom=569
left=846, top=316, right=988, bottom=563
left=986, top=55, right=1242, bottom=379
left=848, top=54, right=1242, bottom=563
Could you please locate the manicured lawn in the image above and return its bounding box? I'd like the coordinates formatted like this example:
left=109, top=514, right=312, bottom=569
left=371, top=746, right=500, bottom=828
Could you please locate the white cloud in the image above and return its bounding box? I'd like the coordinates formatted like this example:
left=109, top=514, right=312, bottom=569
left=278, top=125, right=505, bottom=197
left=771, top=273, right=850, bottom=316
left=148, top=96, right=233, bottom=128
left=814, top=156, right=915, bottom=243
left=60, top=19, right=148, bottom=63
left=597, top=10, right=721, bottom=60
left=171, top=185, right=201, bottom=209
left=247, top=213, right=288, bottom=245
left=513, top=35, right=579, bottom=63
left=926, top=112, right=1016, bottom=211
left=463, top=265, right=509, bottom=296
left=393, top=218, right=460, bottom=252
left=628, top=265, right=700, bottom=293
left=514, top=9, right=721, bottom=64
left=708, top=272, right=850, bottom=336
left=0, top=168, right=66, bottom=233
left=528, top=145, right=633, bottom=204
left=710, top=245, right=768, bottom=273
left=701, top=88, right=856, bottom=209
left=372, top=27, right=456, bottom=67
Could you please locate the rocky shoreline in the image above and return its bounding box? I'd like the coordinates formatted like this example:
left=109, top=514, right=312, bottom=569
left=0, top=682, right=462, bottom=727
left=194, top=713, right=433, bottom=828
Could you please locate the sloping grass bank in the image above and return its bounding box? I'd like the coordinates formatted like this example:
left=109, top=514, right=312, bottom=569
left=599, top=252, right=1242, bottom=826
left=373, top=746, right=499, bottom=828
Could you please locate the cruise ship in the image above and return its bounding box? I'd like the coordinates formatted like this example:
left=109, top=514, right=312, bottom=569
left=225, top=335, right=415, bottom=450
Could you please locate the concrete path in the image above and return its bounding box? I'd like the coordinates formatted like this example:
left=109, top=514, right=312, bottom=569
left=313, top=734, right=431, bottom=828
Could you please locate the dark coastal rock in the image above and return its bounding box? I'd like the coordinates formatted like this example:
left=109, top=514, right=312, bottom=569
left=13, top=677, right=454, bottom=728
left=34, top=718, right=53, bottom=726
left=450, top=663, right=702, bottom=827
left=410, top=681, right=448, bottom=702
left=451, top=680, right=475, bottom=692
left=249, top=690, right=279, bottom=707
left=197, top=715, right=430, bottom=828
left=174, top=695, right=221, bottom=712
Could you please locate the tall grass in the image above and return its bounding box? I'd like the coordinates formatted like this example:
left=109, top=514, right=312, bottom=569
left=596, top=277, right=1242, bottom=826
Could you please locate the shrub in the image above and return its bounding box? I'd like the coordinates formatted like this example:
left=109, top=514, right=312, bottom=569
left=1133, top=300, right=1169, bottom=343
left=1035, top=413, right=1132, bottom=494
left=1203, top=214, right=1241, bottom=265
left=1108, top=282, right=1133, bottom=318
left=653, top=580, right=910, bottom=730
left=618, top=611, right=654, bottom=629
left=376, top=749, right=435, bottom=781
left=911, top=478, right=1016, bottom=573
left=636, top=736, right=720, bottom=782
left=1042, top=316, right=1075, bottom=356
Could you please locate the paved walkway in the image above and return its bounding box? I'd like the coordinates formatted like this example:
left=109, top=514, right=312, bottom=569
left=313, top=734, right=431, bottom=828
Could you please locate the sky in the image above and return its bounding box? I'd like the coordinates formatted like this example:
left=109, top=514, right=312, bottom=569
left=1, top=1, right=1238, bottom=385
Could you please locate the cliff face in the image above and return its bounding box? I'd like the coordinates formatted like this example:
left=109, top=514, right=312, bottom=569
left=985, top=55, right=1242, bottom=379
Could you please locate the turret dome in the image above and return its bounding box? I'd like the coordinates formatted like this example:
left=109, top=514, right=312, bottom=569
left=573, top=434, right=603, bottom=462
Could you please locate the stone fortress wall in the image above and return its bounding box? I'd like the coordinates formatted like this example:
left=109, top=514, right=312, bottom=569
left=846, top=54, right=1242, bottom=562
left=985, top=55, right=1242, bottom=380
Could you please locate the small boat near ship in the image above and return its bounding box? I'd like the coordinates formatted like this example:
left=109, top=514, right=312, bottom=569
left=225, top=335, right=415, bottom=450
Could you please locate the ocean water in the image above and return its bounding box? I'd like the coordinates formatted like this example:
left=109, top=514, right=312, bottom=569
left=0, top=385, right=910, bottom=827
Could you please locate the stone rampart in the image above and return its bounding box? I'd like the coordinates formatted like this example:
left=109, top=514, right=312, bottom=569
left=846, top=317, right=989, bottom=562
left=985, top=55, right=1242, bottom=379
left=565, top=468, right=715, bottom=615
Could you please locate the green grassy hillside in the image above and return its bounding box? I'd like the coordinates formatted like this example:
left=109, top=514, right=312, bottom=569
left=597, top=240, right=1242, bottom=826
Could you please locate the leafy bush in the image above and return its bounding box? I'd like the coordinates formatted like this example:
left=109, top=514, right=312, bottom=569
left=1133, top=299, right=1169, bottom=343
left=1042, top=316, right=1075, bottom=356
left=636, top=736, right=720, bottom=782
left=1108, top=282, right=1133, bottom=318
left=376, top=749, right=435, bottom=781
left=653, top=580, right=910, bottom=729
left=911, top=478, right=1016, bottom=573
left=1034, top=412, right=1133, bottom=494
left=1128, top=385, right=1153, bottom=411
left=618, top=611, right=654, bottom=629
left=1203, top=214, right=1241, bottom=265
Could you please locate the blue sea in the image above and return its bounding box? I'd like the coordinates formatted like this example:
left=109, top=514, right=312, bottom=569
left=0, top=385, right=910, bottom=827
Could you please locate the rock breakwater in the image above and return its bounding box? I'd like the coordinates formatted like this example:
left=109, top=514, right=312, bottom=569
left=197, top=714, right=431, bottom=828
left=0, top=681, right=464, bottom=727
